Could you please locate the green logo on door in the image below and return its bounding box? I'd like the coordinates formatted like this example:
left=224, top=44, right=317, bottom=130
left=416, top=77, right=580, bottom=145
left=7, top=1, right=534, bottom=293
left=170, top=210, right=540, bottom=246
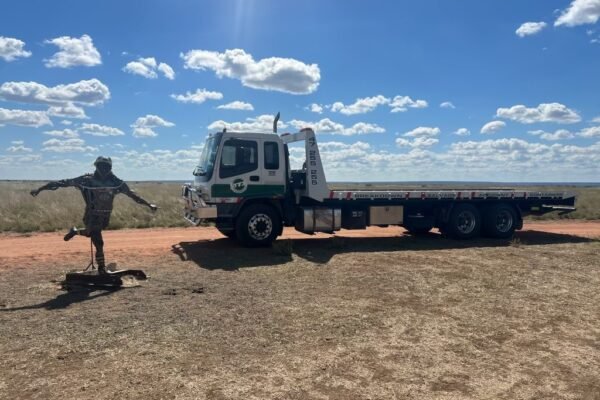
left=230, top=178, right=247, bottom=194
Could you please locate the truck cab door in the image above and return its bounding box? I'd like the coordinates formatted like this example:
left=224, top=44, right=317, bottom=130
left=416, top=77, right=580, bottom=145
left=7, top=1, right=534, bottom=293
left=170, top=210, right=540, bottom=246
left=213, top=137, right=285, bottom=199
left=260, top=140, right=286, bottom=197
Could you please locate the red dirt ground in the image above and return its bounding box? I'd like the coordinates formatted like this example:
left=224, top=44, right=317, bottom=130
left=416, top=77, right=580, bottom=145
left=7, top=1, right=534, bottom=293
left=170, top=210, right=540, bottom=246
left=1, top=220, right=598, bottom=266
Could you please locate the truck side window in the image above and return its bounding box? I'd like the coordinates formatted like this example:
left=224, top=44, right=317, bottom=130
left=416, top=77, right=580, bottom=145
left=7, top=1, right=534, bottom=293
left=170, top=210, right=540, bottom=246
left=219, top=139, right=258, bottom=178
left=264, top=141, right=279, bottom=170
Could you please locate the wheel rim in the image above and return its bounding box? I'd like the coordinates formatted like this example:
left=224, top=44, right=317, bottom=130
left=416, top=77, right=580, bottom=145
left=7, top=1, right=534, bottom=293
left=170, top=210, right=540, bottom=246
left=495, top=210, right=514, bottom=233
left=456, top=210, right=476, bottom=234
left=248, top=213, right=273, bottom=240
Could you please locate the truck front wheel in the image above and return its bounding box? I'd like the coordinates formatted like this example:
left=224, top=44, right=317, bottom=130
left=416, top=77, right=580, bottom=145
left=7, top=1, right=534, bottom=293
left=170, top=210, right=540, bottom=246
left=235, top=204, right=281, bottom=247
left=483, top=204, right=517, bottom=239
left=446, top=204, right=481, bottom=240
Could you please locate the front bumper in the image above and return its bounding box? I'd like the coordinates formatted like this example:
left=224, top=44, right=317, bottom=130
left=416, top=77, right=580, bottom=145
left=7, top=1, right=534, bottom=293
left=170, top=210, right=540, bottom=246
left=181, top=184, right=217, bottom=226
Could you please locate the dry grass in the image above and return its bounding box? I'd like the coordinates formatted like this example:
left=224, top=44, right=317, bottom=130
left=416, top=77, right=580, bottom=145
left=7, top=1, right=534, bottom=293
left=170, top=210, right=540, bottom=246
left=0, top=181, right=598, bottom=233
left=0, top=233, right=598, bottom=399
left=0, top=181, right=188, bottom=232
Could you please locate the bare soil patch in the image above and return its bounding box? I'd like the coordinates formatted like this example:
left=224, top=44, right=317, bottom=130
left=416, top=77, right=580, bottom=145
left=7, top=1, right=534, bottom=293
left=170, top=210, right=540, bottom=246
left=0, top=223, right=599, bottom=399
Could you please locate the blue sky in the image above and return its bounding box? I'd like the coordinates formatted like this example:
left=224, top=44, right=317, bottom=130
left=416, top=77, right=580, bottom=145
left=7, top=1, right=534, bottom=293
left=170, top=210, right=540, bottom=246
left=1, top=0, right=599, bottom=181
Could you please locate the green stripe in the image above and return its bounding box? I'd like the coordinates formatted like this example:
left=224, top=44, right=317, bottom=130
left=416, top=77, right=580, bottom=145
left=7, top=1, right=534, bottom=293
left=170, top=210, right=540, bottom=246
left=212, top=184, right=285, bottom=198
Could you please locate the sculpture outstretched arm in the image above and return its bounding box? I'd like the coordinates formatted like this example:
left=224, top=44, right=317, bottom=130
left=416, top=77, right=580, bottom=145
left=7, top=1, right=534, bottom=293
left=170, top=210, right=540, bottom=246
left=30, top=177, right=84, bottom=197
left=120, top=183, right=158, bottom=211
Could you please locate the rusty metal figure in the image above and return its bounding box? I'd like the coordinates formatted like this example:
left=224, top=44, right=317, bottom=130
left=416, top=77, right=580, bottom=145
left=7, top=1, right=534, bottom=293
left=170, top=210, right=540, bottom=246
left=30, top=156, right=157, bottom=274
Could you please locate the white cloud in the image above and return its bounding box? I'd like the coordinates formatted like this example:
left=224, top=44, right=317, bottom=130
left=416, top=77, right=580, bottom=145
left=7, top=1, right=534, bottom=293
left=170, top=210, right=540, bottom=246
left=181, top=48, right=320, bottom=94
left=389, top=95, right=428, bottom=113
left=289, top=118, right=343, bottom=133
left=0, top=108, right=52, bottom=127
left=287, top=141, right=373, bottom=169
left=331, top=95, right=390, bottom=115
left=47, top=103, right=88, bottom=119
left=529, top=129, right=574, bottom=141
left=6, top=144, right=32, bottom=153
left=79, top=123, right=125, bottom=137
left=592, top=116, right=600, bottom=123
left=0, top=154, right=42, bottom=168
left=131, top=114, right=175, bottom=138
left=216, top=101, right=254, bottom=111
left=308, top=103, right=323, bottom=114
left=5, top=136, right=599, bottom=182
left=42, top=138, right=97, bottom=153
left=577, top=126, right=600, bottom=137
left=402, top=126, right=441, bottom=137
left=440, top=101, right=456, bottom=109
left=516, top=22, right=548, bottom=37
left=11, top=140, right=24, bottom=145
left=158, top=62, right=175, bottom=80
left=123, top=57, right=175, bottom=80
left=0, top=79, right=110, bottom=107
left=44, top=34, right=101, bottom=68
left=108, top=147, right=205, bottom=178
left=344, top=122, right=386, bottom=136
left=396, top=137, right=439, bottom=148
left=171, top=89, right=223, bottom=104
left=288, top=118, right=385, bottom=136
left=43, top=128, right=79, bottom=138
left=481, top=120, right=506, bottom=134
left=496, top=103, right=581, bottom=124
left=555, top=0, right=600, bottom=26
left=61, top=120, right=73, bottom=126
left=208, top=114, right=287, bottom=132
left=0, top=36, right=32, bottom=61
left=453, top=128, right=471, bottom=136
left=123, top=57, right=158, bottom=78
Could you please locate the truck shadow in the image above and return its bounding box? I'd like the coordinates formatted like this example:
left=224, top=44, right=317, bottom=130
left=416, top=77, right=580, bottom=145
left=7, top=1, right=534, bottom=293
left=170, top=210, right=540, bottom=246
left=172, top=230, right=595, bottom=270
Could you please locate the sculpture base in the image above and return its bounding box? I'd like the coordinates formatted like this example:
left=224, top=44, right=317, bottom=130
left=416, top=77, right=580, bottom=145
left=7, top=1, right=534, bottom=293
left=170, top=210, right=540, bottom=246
left=64, top=269, right=147, bottom=289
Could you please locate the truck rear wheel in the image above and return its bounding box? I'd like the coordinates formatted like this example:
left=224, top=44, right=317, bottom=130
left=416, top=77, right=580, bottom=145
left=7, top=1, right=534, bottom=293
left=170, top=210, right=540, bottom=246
left=446, top=204, right=481, bottom=239
left=483, top=204, right=517, bottom=239
left=235, top=204, right=281, bottom=247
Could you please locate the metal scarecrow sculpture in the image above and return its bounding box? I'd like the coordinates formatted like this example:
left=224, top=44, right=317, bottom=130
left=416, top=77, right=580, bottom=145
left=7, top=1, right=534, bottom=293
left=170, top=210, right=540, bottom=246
left=31, top=156, right=157, bottom=284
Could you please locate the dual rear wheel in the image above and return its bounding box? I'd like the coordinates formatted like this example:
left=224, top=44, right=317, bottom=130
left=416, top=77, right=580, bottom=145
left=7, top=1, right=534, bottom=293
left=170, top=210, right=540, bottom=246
left=443, top=203, right=518, bottom=240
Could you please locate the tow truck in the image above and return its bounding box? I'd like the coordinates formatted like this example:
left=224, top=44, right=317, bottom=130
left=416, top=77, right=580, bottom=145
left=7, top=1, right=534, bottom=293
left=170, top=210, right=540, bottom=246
left=182, top=115, right=576, bottom=246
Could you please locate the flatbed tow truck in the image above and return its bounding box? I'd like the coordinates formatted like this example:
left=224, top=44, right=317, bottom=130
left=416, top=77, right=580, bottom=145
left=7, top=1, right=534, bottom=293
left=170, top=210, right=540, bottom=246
left=182, top=117, right=576, bottom=246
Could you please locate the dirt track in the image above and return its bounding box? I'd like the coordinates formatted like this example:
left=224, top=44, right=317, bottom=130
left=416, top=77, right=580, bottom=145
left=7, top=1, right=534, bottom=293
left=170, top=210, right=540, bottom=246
left=1, top=220, right=599, bottom=265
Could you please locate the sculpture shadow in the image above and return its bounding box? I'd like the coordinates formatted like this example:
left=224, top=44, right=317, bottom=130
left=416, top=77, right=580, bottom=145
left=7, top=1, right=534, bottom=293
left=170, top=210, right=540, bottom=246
left=172, top=230, right=595, bottom=270
left=0, top=286, right=121, bottom=312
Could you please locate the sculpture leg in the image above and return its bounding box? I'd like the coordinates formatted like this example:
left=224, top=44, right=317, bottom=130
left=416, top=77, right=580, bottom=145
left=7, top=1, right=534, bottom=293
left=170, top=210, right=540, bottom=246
left=90, top=230, right=106, bottom=273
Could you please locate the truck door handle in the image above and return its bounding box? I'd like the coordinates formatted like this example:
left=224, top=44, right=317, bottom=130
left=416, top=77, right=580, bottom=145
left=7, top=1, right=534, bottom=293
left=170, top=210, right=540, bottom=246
left=249, top=175, right=260, bottom=182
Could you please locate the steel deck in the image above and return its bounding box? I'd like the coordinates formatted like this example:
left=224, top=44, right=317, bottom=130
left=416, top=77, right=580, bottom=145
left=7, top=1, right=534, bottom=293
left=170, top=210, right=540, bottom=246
left=327, top=190, right=575, bottom=201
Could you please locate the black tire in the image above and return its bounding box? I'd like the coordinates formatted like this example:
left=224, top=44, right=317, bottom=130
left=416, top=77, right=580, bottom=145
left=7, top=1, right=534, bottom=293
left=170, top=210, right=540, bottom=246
left=217, top=228, right=236, bottom=240
left=235, top=204, right=281, bottom=247
left=447, top=203, right=481, bottom=240
left=483, top=204, right=517, bottom=239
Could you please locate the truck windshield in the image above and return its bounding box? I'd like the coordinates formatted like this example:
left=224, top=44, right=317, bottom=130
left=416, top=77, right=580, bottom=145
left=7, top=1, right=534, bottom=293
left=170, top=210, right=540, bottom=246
left=194, top=133, right=221, bottom=180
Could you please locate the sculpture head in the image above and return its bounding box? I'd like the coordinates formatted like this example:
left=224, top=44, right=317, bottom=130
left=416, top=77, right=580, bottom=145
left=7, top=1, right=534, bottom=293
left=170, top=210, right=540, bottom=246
left=94, top=156, right=113, bottom=178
